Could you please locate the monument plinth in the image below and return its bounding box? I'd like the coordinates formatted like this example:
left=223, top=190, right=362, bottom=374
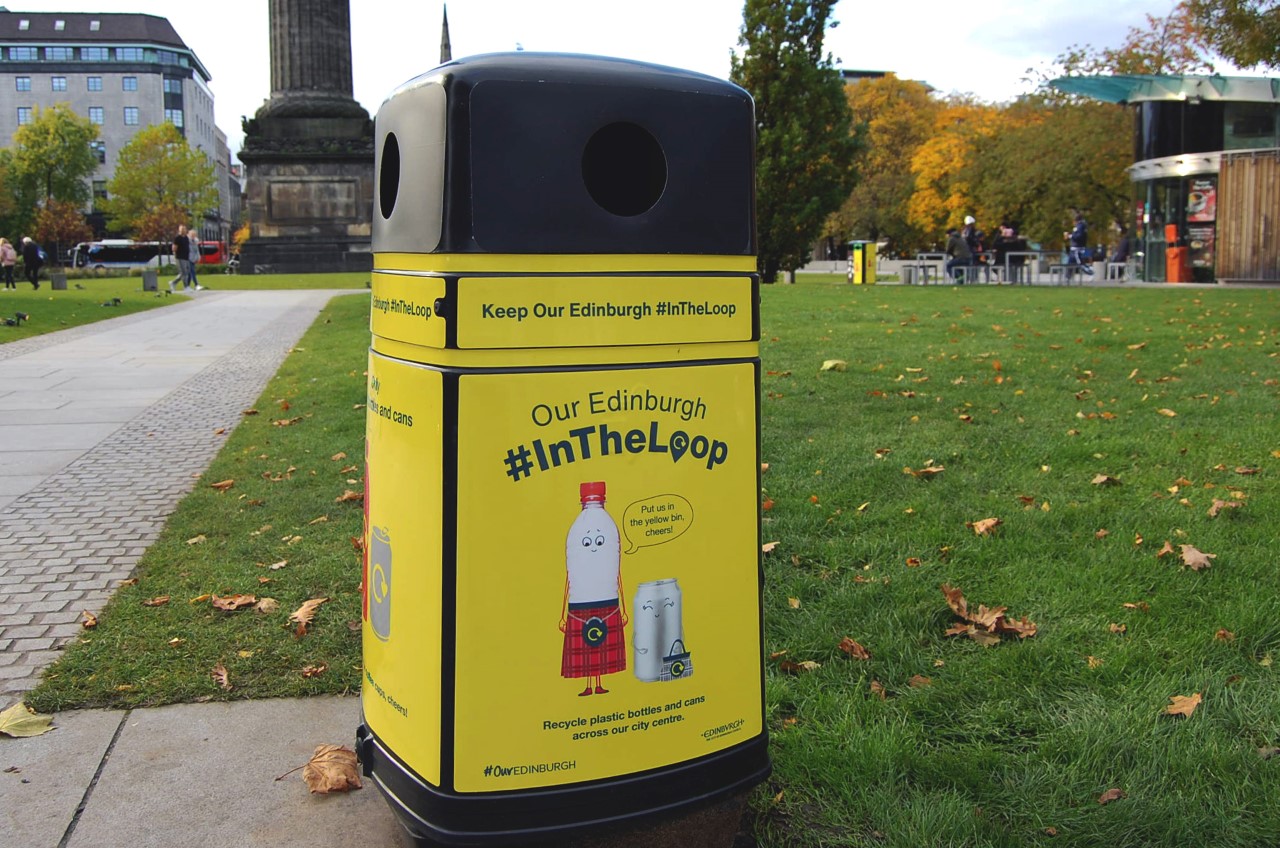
left=239, top=0, right=374, bottom=274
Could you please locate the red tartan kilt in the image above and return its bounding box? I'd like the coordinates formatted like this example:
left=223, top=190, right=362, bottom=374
left=561, top=603, right=627, bottom=678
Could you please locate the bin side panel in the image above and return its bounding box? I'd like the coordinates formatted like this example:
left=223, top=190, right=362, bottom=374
left=363, top=353, right=446, bottom=786
left=451, top=360, right=763, bottom=792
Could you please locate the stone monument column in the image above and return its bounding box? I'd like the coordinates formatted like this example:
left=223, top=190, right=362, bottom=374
left=239, top=0, right=374, bottom=274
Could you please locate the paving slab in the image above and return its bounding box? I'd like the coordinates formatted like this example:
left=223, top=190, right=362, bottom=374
left=0, top=707, right=124, bottom=848
left=61, top=697, right=413, bottom=848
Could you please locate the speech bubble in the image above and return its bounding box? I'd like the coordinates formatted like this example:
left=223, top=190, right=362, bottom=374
left=623, top=494, right=694, bottom=554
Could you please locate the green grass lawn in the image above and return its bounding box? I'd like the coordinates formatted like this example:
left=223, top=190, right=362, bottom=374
left=751, top=281, right=1279, bottom=847
left=27, top=279, right=1280, bottom=846
left=0, top=271, right=368, bottom=343
left=0, top=277, right=172, bottom=341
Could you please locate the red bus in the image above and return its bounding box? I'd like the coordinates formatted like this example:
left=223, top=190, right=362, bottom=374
left=195, top=241, right=229, bottom=265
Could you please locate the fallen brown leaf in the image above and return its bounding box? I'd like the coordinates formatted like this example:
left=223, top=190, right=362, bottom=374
left=903, top=465, right=945, bottom=478
left=141, top=596, right=170, bottom=607
left=1109, top=623, right=1127, bottom=634
left=762, top=541, right=779, bottom=554
left=1235, top=466, right=1260, bottom=475
left=300, top=745, right=362, bottom=794
left=1091, top=474, right=1122, bottom=486
left=1207, top=499, right=1243, bottom=518
left=1097, top=788, right=1127, bottom=805
left=869, top=680, right=887, bottom=700
left=255, top=598, right=280, bottom=613
left=301, top=663, right=329, bottom=678
left=209, top=480, right=234, bottom=492
left=1156, top=541, right=1176, bottom=558
left=289, top=597, right=330, bottom=635
left=211, top=662, right=232, bottom=691
left=211, top=593, right=257, bottom=611
left=334, top=490, right=363, bottom=504
left=186, top=534, right=207, bottom=546
left=330, top=452, right=348, bottom=461
left=81, top=610, right=97, bottom=628
left=787, top=597, right=801, bottom=609
left=778, top=659, right=821, bottom=674
left=1164, top=692, right=1201, bottom=717
left=838, top=637, right=871, bottom=660
left=1214, top=629, right=1235, bottom=642
left=1180, top=545, right=1216, bottom=571
left=967, top=517, right=1002, bottom=536
left=908, top=674, right=932, bottom=688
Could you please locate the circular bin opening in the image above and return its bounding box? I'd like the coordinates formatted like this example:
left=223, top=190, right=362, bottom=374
left=581, top=122, right=667, bottom=217
left=379, top=132, right=401, bottom=220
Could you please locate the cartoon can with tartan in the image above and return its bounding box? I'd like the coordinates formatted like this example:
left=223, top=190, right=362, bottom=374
left=560, top=481, right=628, bottom=696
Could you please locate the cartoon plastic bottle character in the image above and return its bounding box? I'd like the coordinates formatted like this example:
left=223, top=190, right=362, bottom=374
left=559, top=481, right=627, bottom=696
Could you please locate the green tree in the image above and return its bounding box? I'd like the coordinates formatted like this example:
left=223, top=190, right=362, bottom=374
left=33, top=199, right=94, bottom=265
left=5, top=103, right=99, bottom=217
left=731, top=0, right=858, bottom=283
left=1187, top=0, right=1280, bottom=68
left=0, top=150, right=24, bottom=236
left=969, top=97, right=1132, bottom=248
left=830, top=74, right=941, bottom=256
left=105, top=123, right=216, bottom=238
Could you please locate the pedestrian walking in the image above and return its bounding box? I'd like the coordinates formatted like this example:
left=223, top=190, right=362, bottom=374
left=169, top=225, right=191, bottom=292
left=1065, top=213, right=1093, bottom=278
left=20, top=236, right=43, bottom=289
left=0, top=238, right=16, bottom=289
left=186, top=225, right=204, bottom=290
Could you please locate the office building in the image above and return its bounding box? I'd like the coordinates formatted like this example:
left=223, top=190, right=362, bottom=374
left=0, top=10, right=233, bottom=241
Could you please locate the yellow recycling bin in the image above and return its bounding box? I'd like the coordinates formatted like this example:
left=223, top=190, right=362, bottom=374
left=356, top=53, right=770, bottom=845
left=847, top=241, right=877, bottom=284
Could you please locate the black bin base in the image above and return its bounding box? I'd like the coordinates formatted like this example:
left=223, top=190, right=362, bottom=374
left=357, top=723, right=771, bottom=846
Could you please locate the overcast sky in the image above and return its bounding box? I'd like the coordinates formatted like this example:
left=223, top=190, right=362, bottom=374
left=9, top=0, right=1230, bottom=160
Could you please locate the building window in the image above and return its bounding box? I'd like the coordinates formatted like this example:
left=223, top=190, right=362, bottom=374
left=17, top=107, right=32, bottom=125
left=1224, top=103, right=1278, bottom=150
left=87, top=76, right=102, bottom=92
left=89, top=107, right=104, bottom=125
left=165, top=108, right=184, bottom=127
left=81, top=46, right=109, bottom=61
left=123, top=76, right=138, bottom=91
left=116, top=47, right=144, bottom=62
left=52, top=76, right=67, bottom=92
left=16, top=77, right=31, bottom=92
left=55, top=20, right=66, bottom=31
left=90, top=141, right=106, bottom=164
left=123, top=107, right=139, bottom=126
left=18, top=19, right=29, bottom=31
left=157, top=50, right=180, bottom=66
left=93, top=180, right=107, bottom=198
left=90, top=21, right=101, bottom=32
left=45, top=47, right=75, bottom=61
left=10, top=47, right=38, bottom=61
left=163, top=78, right=183, bottom=94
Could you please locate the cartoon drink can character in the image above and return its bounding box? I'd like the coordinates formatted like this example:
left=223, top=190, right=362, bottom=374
left=369, top=526, right=392, bottom=641
left=633, top=578, right=684, bottom=682
left=560, top=482, right=627, bottom=696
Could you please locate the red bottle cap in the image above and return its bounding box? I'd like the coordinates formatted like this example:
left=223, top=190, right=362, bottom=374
left=580, top=481, right=606, bottom=503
